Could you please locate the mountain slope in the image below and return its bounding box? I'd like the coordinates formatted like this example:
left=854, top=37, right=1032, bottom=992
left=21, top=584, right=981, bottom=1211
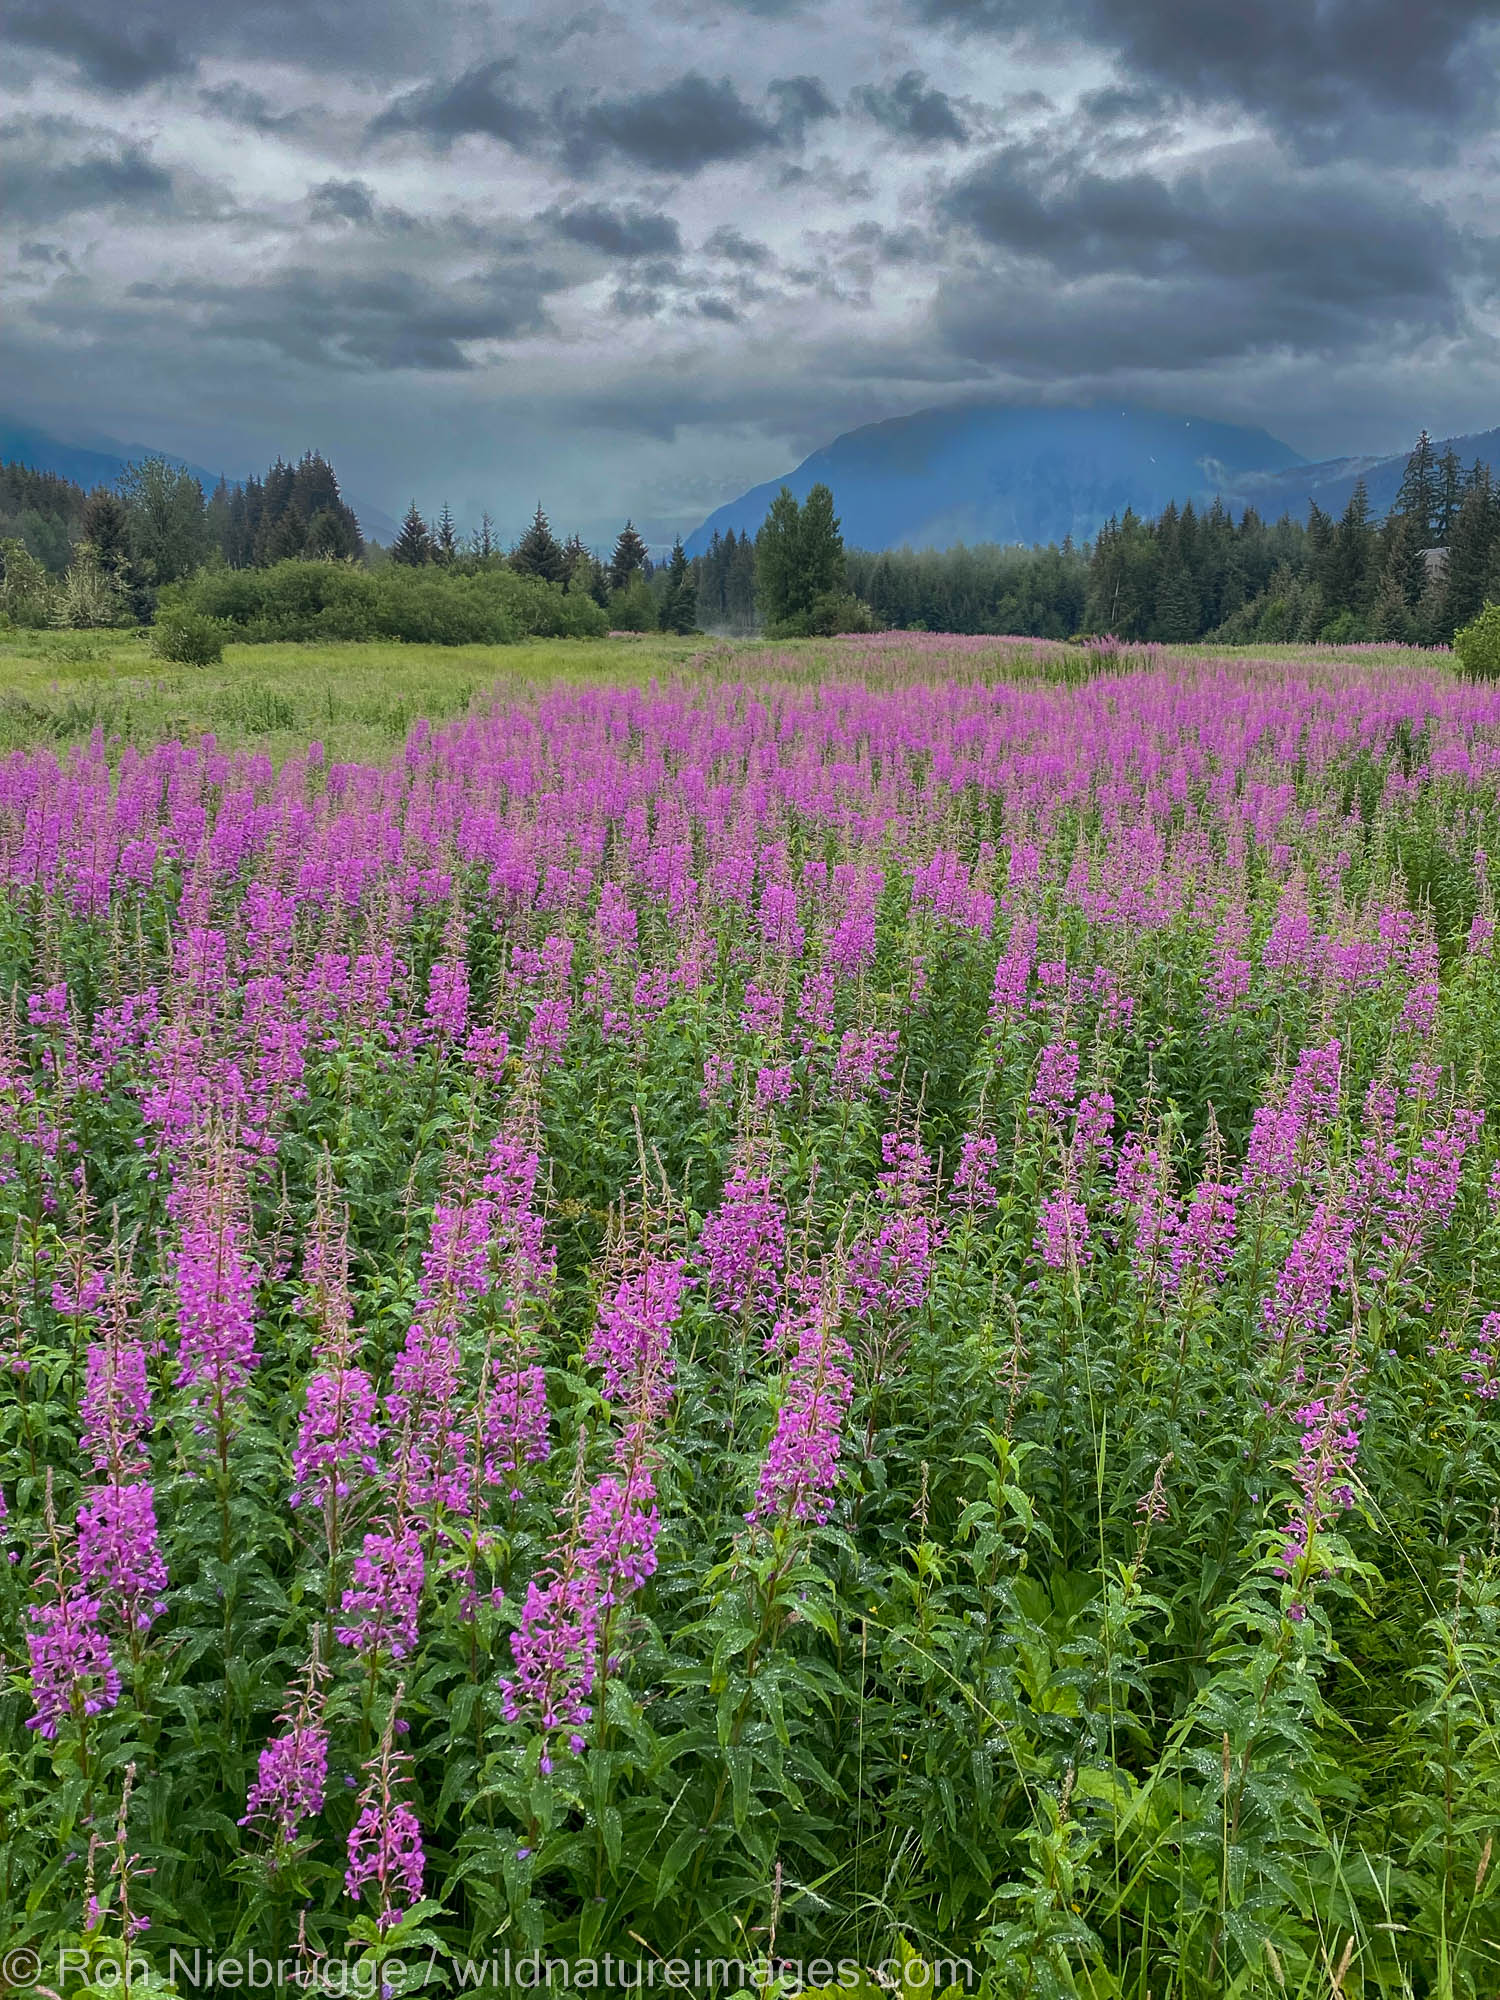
left=1220, top=428, right=1500, bottom=524
left=685, top=403, right=1307, bottom=555
left=0, top=416, right=398, bottom=544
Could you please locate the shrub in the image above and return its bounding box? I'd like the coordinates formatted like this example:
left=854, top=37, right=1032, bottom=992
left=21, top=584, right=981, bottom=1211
left=168, top=558, right=608, bottom=647
left=1454, top=602, right=1500, bottom=678
left=607, top=578, right=657, bottom=632
left=151, top=607, right=225, bottom=665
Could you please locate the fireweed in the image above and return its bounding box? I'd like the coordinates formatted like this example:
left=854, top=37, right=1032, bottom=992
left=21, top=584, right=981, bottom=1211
left=0, top=647, right=1498, bottom=1989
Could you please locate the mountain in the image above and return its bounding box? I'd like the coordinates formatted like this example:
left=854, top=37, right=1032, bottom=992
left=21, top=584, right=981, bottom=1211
left=685, top=403, right=1308, bottom=556
left=0, top=415, right=399, bottom=544
left=1219, top=428, right=1500, bottom=525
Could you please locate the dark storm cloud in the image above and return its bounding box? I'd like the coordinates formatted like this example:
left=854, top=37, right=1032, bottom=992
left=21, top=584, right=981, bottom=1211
left=911, top=0, right=1498, bottom=155
left=766, top=76, right=838, bottom=144
left=1, top=116, right=178, bottom=223
left=6, top=8, right=192, bottom=91
left=121, top=261, right=558, bottom=371
left=197, top=82, right=312, bottom=134
left=368, top=59, right=543, bottom=149
left=309, top=179, right=378, bottom=224
left=549, top=203, right=683, bottom=258
left=703, top=226, right=771, bottom=266
left=849, top=71, right=968, bottom=145
left=936, top=149, right=1466, bottom=380
left=943, top=148, right=1459, bottom=305
left=696, top=295, right=739, bottom=321
left=562, top=73, right=786, bottom=172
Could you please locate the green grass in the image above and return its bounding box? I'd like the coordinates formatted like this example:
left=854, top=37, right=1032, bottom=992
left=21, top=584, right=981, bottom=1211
left=0, top=628, right=1458, bottom=767
left=0, top=629, right=716, bottom=764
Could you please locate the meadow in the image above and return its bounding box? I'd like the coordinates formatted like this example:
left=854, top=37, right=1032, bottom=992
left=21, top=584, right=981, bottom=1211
left=0, top=633, right=1498, bottom=1999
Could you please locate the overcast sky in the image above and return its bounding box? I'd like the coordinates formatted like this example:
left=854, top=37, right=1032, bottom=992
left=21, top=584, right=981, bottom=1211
left=4, top=0, right=1498, bottom=545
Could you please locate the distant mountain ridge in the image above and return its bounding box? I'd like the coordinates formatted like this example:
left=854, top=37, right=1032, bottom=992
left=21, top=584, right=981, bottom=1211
left=0, top=415, right=399, bottom=545
left=685, top=405, right=1307, bottom=556
left=685, top=404, right=1500, bottom=556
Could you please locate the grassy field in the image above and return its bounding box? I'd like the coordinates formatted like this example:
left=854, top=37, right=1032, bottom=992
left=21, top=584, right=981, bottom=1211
left=0, top=628, right=717, bottom=765
left=0, top=626, right=1458, bottom=766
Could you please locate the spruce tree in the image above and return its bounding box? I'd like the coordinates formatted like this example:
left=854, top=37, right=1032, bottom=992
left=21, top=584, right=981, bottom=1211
left=1437, top=447, right=1463, bottom=544
left=392, top=501, right=432, bottom=566
left=434, top=503, right=458, bottom=565
left=657, top=538, right=698, bottom=634
left=475, top=512, right=497, bottom=561
left=798, top=483, right=847, bottom=609
left=511, top=504, right=566, bottom=583
left=1395, top=431, right=1439, bottom=542
left=754, top=487, right=803, bottom=628
left=608, top=520, right=649, bottom=594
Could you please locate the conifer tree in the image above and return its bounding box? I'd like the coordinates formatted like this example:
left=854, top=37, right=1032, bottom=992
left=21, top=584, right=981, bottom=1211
left=657, top=538, right=698, bottom=634
left=392, top=501, right=432, bottom=566
left=1395, top=431, right=1439, bottom=542
left=434, top=503, right=458, bottom=565
left=608, top=520, right=650, bottom=594
left=511, top=503, right=566, bottom=583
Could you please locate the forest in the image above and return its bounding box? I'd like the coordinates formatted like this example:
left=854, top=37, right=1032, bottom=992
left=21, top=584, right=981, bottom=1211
left=1, top=429, right=1496, bottom=650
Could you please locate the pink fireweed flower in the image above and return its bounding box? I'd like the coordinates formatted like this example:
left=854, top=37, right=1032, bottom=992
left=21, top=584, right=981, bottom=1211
left=1031, top=1041, right=1080, bottom=1117
left=385, top=1324, right=468, bottom=1515
left=700, top=1052, right=735, bottom=1106
left=700, top=1163, right=786, bottom=1316
left=830, top=1027, right=899, bottom=1099
left=240, top=1626, right=330, bottom=1849
left=1036, top=1189, right=1090, bottom=1270
left=749, top=1297, right=853, bottom=1526
left=482, top=1364, right=551, bottom=1497
left=523, top=997, right=570, bottom=1067
left=1164, top=1180, right=1239, bottom=1293
left=418, top=1192, right=495, bottom=1329
left=1074, top=1090, right=1116, bottom=1168
left=77, top=1482, right=168, bottom=1633
left=949, top=1132, right=1000, bottom=1212
left=739, top=982, right=784, bottom=1038
left=174, top=1196, right=259, bottom=1413
left=1262, top=1202, right=1355, bottom=1353
left=336, top=1525, right=424, bottom=1662
left=80, top=1333, right=152, bottom=1478
left=755, top=1063, right=796, bottom=1107
left=1275, top=1378, right=1366, bottom=1595
left=26, top=1589, right=121, bottom=1738
left=1461, top=1312, right=1500, bottom=1399
left=499, top=1433, right=660, bottom=1747
left=345, top=1697, right=425, bottom=1933
left=242, top=1725, right=328, bottom=1845
left=587, top=1258, right=687, bottom=1414
left=423, top=958, right=469, bottom=1042
left=290, top=1368, right=382, bottom=1514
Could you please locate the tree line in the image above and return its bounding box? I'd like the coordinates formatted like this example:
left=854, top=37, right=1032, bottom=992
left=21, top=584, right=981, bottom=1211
left=4, top=427, right=1499, bottom=648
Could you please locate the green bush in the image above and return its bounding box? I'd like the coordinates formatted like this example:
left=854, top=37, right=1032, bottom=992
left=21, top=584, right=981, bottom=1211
left=607, top=578, right=657, bottom=632
left=767, top=592, right=877, bottom=639
left=168, top=558, right=607, bottom=646
left=151, top=607, right=225, bottom=665
left=1454, top=602, right=1500, bottom=678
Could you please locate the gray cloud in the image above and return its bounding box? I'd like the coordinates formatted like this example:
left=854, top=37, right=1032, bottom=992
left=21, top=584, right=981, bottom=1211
left=119, top=261, right=559, bottom=371
left=562, top=73, right=785, bottom=171
left=850, top=70, right=968, bottom=144
left=943, top=147, right=1460, bottom=308
left=912, top=0, right=1499, bottom=156
left=549, top=203, right=682, bottom=258
left=6, top=8, right=192, bottom=90
left=703, top=226, right=771, bottom=265
left=369, top=59, right=543, bottom=149
left=309, top=179, right=378, bottom=224
left=1, top=116, right=179, bottom=223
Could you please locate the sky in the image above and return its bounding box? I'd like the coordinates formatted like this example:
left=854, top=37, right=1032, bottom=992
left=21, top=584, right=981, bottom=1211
left=4, top=0, right=1499, bottom=547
